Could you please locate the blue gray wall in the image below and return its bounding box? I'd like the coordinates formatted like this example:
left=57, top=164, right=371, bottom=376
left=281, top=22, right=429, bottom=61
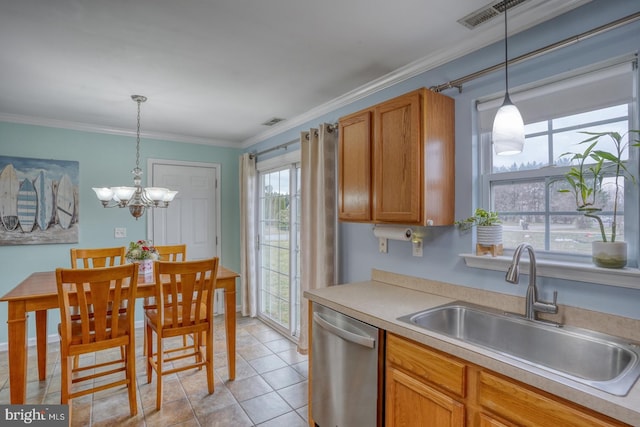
left=246, top=0, right=640, bottom=320
left=0, top=123, right=241, bottom=342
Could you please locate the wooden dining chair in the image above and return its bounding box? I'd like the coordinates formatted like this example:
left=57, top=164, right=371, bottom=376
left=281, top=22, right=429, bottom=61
left=69, top=246, right=128, bottom=368
left=56, top=263, right=139, bottom=416
left=145, top=257, right=219, bottom=410
left=142, top=244, right=187, bottom=354
left=70, top=246, right=126, bottom=269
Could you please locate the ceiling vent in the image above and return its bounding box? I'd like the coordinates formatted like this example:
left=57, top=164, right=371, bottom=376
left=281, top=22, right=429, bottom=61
left=458, top=0, right=530, bottom=29
left=261, top=117, right=286, bottom=126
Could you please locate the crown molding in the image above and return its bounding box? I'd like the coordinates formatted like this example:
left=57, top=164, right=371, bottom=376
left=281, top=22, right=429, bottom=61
left=0, top=112, right=238, bottom=148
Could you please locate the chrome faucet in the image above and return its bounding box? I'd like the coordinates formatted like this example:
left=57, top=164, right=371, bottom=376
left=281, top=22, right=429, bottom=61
left=506, top=243, right=558, bottom=321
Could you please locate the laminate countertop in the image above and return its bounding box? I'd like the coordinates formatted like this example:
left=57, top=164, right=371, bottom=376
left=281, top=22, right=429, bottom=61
left=304, top=269, right=640, bottom=426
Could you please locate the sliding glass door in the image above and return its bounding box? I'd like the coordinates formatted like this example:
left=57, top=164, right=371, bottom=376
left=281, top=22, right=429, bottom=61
left=257, top=156, right=301, bottom=339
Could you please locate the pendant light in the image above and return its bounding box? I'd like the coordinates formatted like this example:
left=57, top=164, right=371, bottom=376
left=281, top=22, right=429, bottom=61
left=92, top=95, right=178, bottom=219
left=492, top=3, right=525, bottom=156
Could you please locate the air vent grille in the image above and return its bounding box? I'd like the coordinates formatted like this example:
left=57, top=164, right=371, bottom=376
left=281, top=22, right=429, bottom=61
left=458, top=0, right=530, bottom=29
left=261, top=117, right=285, bottom=126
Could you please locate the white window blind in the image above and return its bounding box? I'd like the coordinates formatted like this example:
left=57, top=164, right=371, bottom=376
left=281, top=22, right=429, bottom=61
left=477, top=61, right=634, bottom=132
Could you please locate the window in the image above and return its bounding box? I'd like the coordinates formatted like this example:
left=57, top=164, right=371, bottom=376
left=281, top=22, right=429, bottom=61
left=478, top=60, right=637, bottom=259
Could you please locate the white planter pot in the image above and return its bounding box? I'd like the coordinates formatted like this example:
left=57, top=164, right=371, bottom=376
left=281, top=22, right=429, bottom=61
left=592, top=241, right=627, bottom=269
left=476, top=225, right=503, bottom=246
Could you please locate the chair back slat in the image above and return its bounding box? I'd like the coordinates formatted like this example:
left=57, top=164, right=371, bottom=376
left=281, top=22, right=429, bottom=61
left=56, top=264, right=138, bottom=345
left=154, top=258, right=218, bottom=329
left=70, top=247, right=126, bottom=269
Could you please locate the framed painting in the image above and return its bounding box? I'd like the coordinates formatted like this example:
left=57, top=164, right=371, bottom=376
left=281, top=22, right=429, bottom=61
left=0, top=155, right=79, bottom=245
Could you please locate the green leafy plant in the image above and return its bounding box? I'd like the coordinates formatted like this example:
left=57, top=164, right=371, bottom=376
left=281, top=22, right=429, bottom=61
left=558, top=130, right=640, bottom=242
left=455, top=208, right=501, bottom=231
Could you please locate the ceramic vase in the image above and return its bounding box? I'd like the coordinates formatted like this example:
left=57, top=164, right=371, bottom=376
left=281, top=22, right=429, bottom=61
left=592, top=241, right=627, bottom=269
left=138, top=259, right=154, bottom=282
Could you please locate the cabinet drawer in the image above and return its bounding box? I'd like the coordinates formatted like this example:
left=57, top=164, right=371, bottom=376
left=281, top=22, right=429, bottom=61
left=477, top=371, right=629, bottom=427
left=386, top=333, right=466, bottom=397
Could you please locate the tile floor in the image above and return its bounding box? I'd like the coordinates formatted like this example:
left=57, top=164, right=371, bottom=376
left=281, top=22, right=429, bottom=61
left=0, top=315, right=310, bottom=426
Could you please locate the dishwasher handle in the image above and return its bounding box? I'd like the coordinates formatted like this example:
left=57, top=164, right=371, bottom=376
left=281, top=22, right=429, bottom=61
left=313, top=312, right=376, bottom=349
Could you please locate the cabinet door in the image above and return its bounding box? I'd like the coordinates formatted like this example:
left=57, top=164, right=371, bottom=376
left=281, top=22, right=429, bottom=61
left=338, top=110, right=372, bottom=221
left=478, top=371, right=628, bottom=427
left=373, top=91, right=422, bottom=223
left=386, top=365, right=465, bottom=427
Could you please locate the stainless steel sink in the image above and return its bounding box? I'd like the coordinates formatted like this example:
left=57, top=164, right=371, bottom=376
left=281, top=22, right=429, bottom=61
left=398, top=301, right=640, bottom=396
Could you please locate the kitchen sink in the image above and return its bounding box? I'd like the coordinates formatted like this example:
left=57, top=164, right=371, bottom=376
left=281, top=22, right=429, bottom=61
left=397, top=301, right=640, bottom=396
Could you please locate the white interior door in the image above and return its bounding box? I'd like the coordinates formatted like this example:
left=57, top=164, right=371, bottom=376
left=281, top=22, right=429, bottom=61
left=148, top=160, right=220, bottom=260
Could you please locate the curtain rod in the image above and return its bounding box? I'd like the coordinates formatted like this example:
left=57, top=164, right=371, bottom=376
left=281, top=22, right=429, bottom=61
left=431, top=11, right=640, bottom=93
left=249, top=122, right=338, bottom=159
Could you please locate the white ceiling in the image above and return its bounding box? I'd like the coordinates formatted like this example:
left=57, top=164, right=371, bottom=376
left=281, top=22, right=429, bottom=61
left=0, top=0, right=589, bottom=148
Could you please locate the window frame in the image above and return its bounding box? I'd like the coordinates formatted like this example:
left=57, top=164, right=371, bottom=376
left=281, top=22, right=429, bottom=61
left=478, top=60, right=639, bottom=267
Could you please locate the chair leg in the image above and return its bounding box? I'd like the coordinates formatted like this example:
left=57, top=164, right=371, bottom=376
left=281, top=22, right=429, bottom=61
left=206, top=326, right=214, bottom=394
left=61, top=351, right=72, bottom=404
left=126, top=343, right=138, bottom=416
left=143, top=325, right=147, bottom=356
left=155, top=333, right=163, bottom=410
left=146, top=322, right=153, bottom=384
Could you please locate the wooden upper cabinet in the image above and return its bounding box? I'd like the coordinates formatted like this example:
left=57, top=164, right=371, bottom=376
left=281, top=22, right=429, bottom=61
left=338, top=110, right=372, bottom=221
left=337, top=88, right=455, bottom=225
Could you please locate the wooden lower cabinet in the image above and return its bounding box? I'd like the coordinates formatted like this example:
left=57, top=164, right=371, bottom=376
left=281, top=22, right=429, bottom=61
left=385, top=333, right=630, bottom=427
left=386, top=365, right=465, bottom=427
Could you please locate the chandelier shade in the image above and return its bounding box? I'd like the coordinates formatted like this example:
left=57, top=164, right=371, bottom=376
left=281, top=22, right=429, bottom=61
left=492, top=4, right=525, bottom=156
left=92, top=95, right=177, bottom=219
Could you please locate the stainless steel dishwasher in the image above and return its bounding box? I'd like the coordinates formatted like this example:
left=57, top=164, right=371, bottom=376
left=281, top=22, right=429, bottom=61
left=311, top=302, right=382, bottom=427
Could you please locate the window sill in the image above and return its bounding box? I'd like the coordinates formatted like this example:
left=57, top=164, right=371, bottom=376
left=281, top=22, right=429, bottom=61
left=460, top=253, right=640, bottom=289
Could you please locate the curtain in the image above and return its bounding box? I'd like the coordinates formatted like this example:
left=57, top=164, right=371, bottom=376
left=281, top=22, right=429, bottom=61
left=239, top=153, right=258, bottom=317
left=298, top=123, right=337, bottom=353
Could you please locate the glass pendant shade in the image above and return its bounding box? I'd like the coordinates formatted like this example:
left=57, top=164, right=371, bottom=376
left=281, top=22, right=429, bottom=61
left=492, top=94, right=525, bottom=156
left=92, top=187, right=113, bottom=201
left=144, top=187, right=169, bottom=202
left=111, top=186, right=137, bottom=202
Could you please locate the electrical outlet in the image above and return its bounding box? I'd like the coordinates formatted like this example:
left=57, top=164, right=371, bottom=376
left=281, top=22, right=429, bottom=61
left=114, top=227, right=127, bottom=238
left=412, top=238, right=423, bottom=257
left=378, top=237, right=388, bottom=253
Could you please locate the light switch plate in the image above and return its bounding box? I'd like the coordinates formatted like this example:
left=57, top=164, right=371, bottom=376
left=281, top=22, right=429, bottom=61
left=114, top=227, right=127, bottom=238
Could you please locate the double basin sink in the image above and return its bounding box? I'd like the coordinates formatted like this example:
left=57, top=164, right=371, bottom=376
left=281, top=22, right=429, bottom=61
left=398, top=301, right=640, bottom=396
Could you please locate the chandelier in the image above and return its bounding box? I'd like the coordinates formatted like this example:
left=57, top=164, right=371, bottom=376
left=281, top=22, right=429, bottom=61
left=92, top=95, right=177, bottom=219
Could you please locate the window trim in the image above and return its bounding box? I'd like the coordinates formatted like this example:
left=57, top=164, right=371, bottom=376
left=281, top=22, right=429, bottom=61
left=460, top=253, right=640, bottom=290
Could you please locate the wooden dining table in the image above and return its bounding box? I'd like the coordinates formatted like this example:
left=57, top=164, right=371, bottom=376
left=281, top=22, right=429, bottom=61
left=0, top=265, right=240, bottom=404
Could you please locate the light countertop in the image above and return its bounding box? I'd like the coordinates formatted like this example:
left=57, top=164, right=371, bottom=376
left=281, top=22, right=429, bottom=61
left=304, top=272, right=640, bottom=426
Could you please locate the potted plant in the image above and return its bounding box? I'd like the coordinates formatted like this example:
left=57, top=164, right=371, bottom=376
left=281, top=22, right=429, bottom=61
left=126, top=239, right=159, bottom=281
left=558, top=130, right=640, bottom=268
left=456, top=208, right=503, bottom=254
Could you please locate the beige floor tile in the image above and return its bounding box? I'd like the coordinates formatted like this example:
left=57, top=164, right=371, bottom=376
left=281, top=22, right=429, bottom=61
left=0, top=317, right=309, bottom=427
left=260, top=366, right=304, bottom=390
left=240, top=391, right=292, bottom=425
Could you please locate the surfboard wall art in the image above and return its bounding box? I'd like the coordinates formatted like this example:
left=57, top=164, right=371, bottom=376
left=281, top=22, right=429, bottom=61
left=0, top=155, right=79, bottom=245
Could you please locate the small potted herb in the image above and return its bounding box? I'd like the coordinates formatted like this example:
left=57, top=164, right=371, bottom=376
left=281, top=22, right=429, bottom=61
left=456, top=208, right=503, bottom=249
